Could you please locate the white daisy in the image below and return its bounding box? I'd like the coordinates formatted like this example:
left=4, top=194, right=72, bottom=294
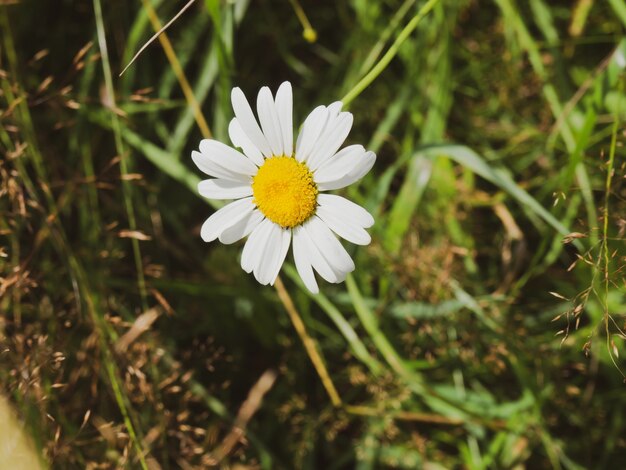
left=192, top=81, right=375, bottom=294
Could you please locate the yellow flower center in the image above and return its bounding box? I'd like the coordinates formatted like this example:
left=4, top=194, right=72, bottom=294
left=252, top=156, right=318, bottom=228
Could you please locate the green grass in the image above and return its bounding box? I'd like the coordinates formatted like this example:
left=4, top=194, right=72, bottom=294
left=1, top=0, right=625, bottom=468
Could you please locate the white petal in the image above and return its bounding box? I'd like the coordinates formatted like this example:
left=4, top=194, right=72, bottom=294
left=268, top=228, right=291, bottom=285
left=316, top=205, right=371, bottom=245
left=254, top=223, right=290, bottom=285
left=231, top=87, right=272, bottom=157
left=307, top=112, right=353, bottom=170
left=317, top=151, right=376, bottom=191
left=228, top=118, right=264, bottom=166
left=275, top=82, right=293, bottom=156
left=305, top=216, right=355, bottom=281
left=298, top=221, right=338, bottom=283
left=198, top=179, right=253, bottom=199
left=191, top=150, right=249, bottom=182
left=241, top=219, right=273, bottom=273
left=219, top=209, right=264, bottom=244
left=253, top=225, right=279, bottom=284
left=199, top=139, right=258, bottom=176
left=200, top=197, right=254, bottom=242
left=256, top=86, right=283, bottom=156
left=317, top=194, right=374, bottom=228
left=292, top=226, right=319, bottom=293
left=313, top=145, right=365, bottom=183
left=326, top=101, right=343, bottom=117
left=295, top=105, right=329, bottom=162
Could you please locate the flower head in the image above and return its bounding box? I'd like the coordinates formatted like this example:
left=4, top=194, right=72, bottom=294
left=192, top=81, right=375, bottom=293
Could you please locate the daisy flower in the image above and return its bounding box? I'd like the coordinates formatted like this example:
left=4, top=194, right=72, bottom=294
left=192, top=81, right=375, bottom=294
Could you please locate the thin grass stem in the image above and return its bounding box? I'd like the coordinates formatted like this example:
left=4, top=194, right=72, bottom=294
left=602, top=69, right=622, bottom=374
left=340, top=0, right=440, bottom=107
left=274, top=276, right=342, bottom=407
left=345, top=274, right=417, bottom=382
left=140, top=0, right=212, bottom=138
left=93, top=0, right=149, bottom=312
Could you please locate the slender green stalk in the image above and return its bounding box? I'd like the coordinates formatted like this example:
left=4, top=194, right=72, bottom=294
left=93, top=0, right=149, bottom=312
left=357, top=0, right=417, bottom=77
left=103, top=351, right=148, bottom=468
left=345, top=275, right=419, bottom=383
left=604, top=77, right=621, bottom=300
left=92, top=2, right=150, bottom=468
left=341, top=0, right=441, bottom=106
left=602, top=70, right=621, bottom=372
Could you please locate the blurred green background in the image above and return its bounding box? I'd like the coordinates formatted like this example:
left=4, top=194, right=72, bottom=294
left=1, top=0, right=626, bottom=468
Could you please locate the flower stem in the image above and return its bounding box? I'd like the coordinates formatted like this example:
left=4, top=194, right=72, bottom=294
left=274, top=276, right=342, bottom=407
left=341, top=0, right=441, bottom=107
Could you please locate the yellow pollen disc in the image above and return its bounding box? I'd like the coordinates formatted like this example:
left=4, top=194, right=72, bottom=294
left=252, top=156, right=318, bottom=228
